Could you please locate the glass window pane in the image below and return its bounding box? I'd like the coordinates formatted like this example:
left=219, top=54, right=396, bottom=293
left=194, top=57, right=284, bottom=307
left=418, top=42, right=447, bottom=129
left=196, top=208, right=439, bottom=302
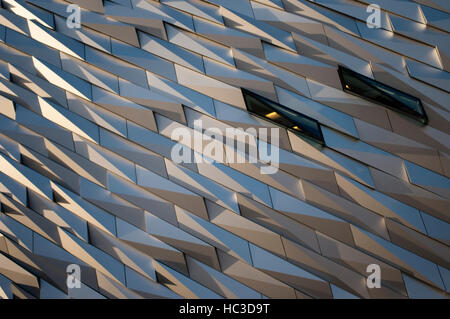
left=338, top=66, right=427, bottom=124
left=242, top=89, right=324, bottom=145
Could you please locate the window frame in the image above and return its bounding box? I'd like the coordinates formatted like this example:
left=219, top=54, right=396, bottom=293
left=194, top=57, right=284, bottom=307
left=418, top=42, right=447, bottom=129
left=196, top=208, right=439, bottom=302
left=338, top=65, right=428, bottom=125
left=241, top=88, right=325, bottom=145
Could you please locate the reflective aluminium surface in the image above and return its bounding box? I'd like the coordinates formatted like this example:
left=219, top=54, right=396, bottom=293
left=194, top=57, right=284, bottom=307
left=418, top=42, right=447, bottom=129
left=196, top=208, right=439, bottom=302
left=0, top=0, right=449, bottom=299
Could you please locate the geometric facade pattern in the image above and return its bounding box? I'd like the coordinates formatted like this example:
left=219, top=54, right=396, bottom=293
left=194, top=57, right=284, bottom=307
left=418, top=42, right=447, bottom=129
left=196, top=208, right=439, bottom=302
left=0, top=0, right=449, bottom=299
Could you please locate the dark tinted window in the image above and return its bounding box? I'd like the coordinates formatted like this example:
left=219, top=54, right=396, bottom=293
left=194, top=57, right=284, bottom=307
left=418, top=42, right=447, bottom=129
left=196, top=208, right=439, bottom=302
left=338, top=66, right=427, bottom=124
left=242, top=89, right=324, bottom=145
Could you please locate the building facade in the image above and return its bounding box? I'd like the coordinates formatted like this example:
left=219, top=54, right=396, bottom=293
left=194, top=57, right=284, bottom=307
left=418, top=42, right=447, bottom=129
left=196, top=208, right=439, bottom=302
left=0, top=0, right=449, bottom=299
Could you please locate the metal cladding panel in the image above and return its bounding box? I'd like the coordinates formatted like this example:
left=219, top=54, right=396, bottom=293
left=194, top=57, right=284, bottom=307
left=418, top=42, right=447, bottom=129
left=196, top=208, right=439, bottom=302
left=0, top=0, right=448, bottom=299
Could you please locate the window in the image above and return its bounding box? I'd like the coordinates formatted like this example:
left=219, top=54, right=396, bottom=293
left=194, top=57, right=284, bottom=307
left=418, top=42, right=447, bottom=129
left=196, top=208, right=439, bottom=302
left=338, top=66, right=428, bottom=124
left=242, top=89, right=324, bottom=145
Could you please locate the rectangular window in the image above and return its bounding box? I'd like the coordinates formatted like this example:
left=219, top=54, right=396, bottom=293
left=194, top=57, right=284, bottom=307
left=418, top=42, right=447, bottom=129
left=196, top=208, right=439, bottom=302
left=242, top=89, right=324, bottom=145
left=338, top=66, right=428, bottom=124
